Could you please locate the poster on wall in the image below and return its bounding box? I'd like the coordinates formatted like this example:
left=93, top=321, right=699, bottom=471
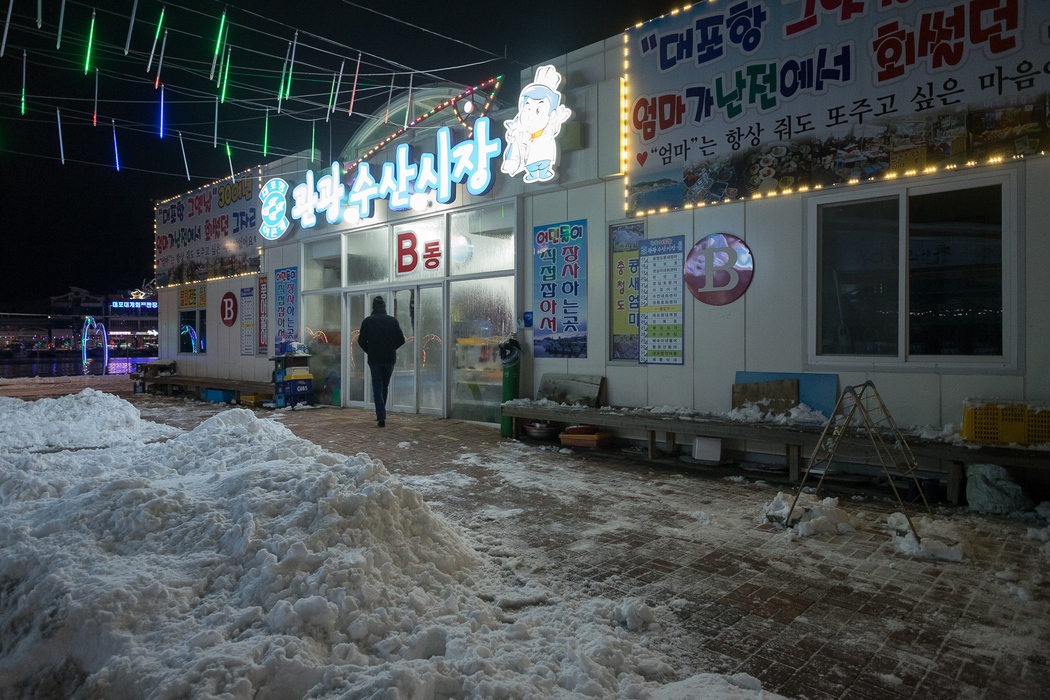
left=240, top=287, right=256, bottom=356
left=274, top=267, right=298, bottom=353
left=610, top=223, right=645, bottom=360
left=257, top=276, right=268, bottom=355
left=533, top=219, right=588, bottom=358
left=155, top=177, right=262, bottom=285
left=638, top=236, right=685, bottom=365
left=178, top=287, right=197, bottom=308
left=625, top=1, right=1050, bottom=213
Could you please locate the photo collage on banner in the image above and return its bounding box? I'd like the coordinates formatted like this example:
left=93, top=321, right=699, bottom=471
left=626, top=0, right=1049, bottom=213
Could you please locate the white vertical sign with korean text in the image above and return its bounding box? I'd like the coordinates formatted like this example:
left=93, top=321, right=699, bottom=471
left=638, top=236, right=685, bottom=365
left=240, top=287, right=255, bottom=356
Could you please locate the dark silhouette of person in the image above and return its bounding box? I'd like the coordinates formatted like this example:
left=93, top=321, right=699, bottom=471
left=358, top=295, right=405, bottom=427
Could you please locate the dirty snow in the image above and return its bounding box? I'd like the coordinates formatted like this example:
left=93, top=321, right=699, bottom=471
left=0, top=389, right=788, bottom=699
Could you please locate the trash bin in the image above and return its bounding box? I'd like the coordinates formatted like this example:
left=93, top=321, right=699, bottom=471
left=498, top=336, right=522, bottom=437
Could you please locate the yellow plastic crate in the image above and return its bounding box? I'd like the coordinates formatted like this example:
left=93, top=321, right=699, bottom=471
left=961, top=401, right=1050, bottom=446
left=240, top=394, right=273, bottom=407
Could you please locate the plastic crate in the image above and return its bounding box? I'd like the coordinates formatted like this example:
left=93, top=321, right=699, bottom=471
left=961, top=401, right=1050, bottom=446
left=204, top=389, right=235, bottom=403
left=276, top=378, right=313, bottom=395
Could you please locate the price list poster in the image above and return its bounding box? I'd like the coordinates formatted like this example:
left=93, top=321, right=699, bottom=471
left=638, top=236, right=685, bottom=365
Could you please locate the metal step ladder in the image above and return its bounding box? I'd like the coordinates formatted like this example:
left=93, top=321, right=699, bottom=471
left=786, top=381, right=932, bottom=541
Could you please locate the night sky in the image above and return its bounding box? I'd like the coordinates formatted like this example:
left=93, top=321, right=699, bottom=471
left=0, top=0, right=673, bottom=311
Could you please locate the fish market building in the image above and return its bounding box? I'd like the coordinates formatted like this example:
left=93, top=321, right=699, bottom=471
left=155, top=2, right=1050, bottom=466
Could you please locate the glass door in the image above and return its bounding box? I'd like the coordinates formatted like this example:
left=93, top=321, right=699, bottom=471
left=417, top=285, right=444, bottom=415
left=343, top=292, right=369, bottom=406
left=389, top=289, right=416, bottom=413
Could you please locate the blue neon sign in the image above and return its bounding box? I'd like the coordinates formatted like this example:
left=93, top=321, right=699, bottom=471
left=259, top=116, right=502, bottom=230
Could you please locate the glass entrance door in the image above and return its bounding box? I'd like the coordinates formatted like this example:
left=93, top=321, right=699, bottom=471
left=346, top=286, right=444, bottom=416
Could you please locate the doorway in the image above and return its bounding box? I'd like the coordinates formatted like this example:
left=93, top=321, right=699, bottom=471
left=344, top=286, right=444, bottom=416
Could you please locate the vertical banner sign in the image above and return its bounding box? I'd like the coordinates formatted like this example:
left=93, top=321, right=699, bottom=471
left=274, top=267, right=298, bottom=350
left=638, top=236, right=685, bottom=365
left=625, top=1, right=1048, bottom=213
left=240, top=287, right=255, bottom=356
left=257, top=276, right=269, bottom=355
left=610, top=223, right=645, bottom=360
left=533, top=219, right=587, bottom=358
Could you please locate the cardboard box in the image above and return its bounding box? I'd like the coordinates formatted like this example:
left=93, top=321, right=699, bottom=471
left=559, top=432, right=615, bottom=448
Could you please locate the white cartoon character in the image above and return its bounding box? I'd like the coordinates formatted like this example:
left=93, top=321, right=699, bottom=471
left=501, top=65, right=572, bottom=183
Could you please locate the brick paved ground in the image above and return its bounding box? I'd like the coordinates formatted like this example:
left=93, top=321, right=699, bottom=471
left=4, top=377, right=1049, bottom=699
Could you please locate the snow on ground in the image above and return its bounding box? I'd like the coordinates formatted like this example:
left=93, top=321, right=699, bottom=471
left=0, top=391, right=787, bottom=699
left=0, top=388, right=181, bottom=450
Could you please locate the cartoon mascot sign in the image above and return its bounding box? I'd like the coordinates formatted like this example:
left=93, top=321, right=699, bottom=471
left=501, top=65, right=572, bottom=183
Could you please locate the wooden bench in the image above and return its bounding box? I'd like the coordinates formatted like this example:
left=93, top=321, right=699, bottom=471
left=500, top=400, right=1049, bottom=505
left=143, top=375, right=275, bottom=403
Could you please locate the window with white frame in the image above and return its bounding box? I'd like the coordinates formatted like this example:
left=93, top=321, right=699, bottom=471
left=809, top=170, right=1018, bottom=368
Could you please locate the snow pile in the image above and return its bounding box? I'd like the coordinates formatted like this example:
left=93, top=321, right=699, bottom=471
left=0, top=396, right=782, bottom=698
left=763, top=492, right=855, bottom=537
left=0, top=387, right=181, bottom=450
left=887, top=513, right=971, bottom=561
left=726, top=401, right=827, bottom=426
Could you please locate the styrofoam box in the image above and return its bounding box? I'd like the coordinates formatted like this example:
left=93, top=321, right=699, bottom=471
left=692, top=437, right=722, bottom=461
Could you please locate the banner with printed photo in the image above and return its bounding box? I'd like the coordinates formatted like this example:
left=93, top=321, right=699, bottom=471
left=533, top=219, right=588, bottom=358
left=155, top=176, right=262, bottom=286
left=625, top=0, right=1050, bottom=213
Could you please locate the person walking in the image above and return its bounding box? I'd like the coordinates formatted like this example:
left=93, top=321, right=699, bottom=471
left=358, top=295, right=405, bottom=427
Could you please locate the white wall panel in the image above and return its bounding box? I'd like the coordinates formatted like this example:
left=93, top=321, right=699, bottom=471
left=1024, top=157, right=1050, bottom=402
left=743, top=195, right=804, bottom=373
left=691, top=203, right=746, bottom=413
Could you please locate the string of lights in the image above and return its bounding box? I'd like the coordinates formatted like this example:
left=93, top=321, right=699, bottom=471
left=0, top=0, right=515, bottom=182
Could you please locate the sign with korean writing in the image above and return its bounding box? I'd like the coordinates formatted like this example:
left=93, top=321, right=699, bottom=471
left=179, top=287, right=197, bottom=309
left=274, top=267, right=298, bottom=350
left=638, top=236, right=685, bottom=365
left=610, top=223, right=645, bottom=360
left=240, top=287, right=255, bottom=356
left=257, top=276, right=268, bottom=355
left=258, top=117, right=503, bottom=238
left=533, top=219, right=587, bottom=358
left=155, top=177, right=262, bottom=285
left=626, top=0, right=1049, bottom=213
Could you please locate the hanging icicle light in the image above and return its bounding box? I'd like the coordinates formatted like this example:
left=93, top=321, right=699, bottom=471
left=57, top=109, right=65, bottom=164
left=93, top=68, right=98, bottom=125
left=179, top=131, right=189, bottom=180
left=1, top=0, right=13, bottom=58
left=263, top=108, right=270, bottom=157
left=348, top=52, right=361, bottom=116
left=404, top=73, right=413, bottom=129
left=147, top=6, right=165, bottom=72
left=225, top=142, right=235, bottom=182
left=326, top=73, right=336, bottom=123
left=331, top=59, right=345, bottom=118
left=155, top=29, right=167, bottom=89
left=213, top=96, right=218, bottom=148
left=124, top=0, right=138, bottom=55
left=285, top=30, right=298, bottom=100
left=84, top=9, right=96, bottom=74
left=209, top=7, right=226, bottom=81
left=56, top=0, right=66, bottom=48
left=21, top=50, right=25, bottom=115
left=112, top=119, right=120, bottom=171
left=220, top=47, right=231, bottom=103
left=311, top=120, right=316, bottom=159
left=36, top=0, right=41, bottom=29
left=385, top=72, right=395, bottom=123
left=277, top=41, right=290, bottom=113
left=159, top=84, right=165, bottom=138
